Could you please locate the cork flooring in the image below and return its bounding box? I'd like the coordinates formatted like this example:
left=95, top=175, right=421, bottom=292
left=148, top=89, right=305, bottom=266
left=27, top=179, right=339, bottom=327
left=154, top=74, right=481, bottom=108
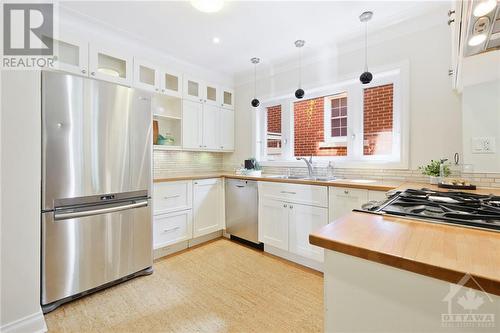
left=44, top=238, right=324, bottom=332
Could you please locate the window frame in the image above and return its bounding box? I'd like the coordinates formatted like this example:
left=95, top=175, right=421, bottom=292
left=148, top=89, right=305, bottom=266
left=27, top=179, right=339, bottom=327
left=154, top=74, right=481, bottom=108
left=254, top=63, right=409, bottom=169
left=323, top=92, right=349, bottom=144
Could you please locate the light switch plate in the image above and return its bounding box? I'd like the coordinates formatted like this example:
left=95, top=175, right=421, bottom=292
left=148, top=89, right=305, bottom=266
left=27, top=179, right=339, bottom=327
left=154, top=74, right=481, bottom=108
left=471, top=137, right=496, bottom=154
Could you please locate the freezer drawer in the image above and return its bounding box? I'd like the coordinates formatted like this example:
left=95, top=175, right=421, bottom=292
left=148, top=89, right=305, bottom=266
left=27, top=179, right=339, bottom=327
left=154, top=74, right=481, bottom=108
left=225, top=179, right=259, bottom=244
left=41, top=199, right=152, bottom=305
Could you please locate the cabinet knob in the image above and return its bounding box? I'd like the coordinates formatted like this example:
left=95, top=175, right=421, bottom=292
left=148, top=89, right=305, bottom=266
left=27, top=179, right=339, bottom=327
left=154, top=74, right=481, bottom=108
left=284, top=204, right=287, bottom=208
left=289, top=205, right=293, bottom=209
left=155, top=88, right=159, bottom=91
left=91, top=72, right=96, bottom=76
left=161, top=89, right=165, bottom=92
left=344, top=190, right=349, bottom=195
left=448, top=9, right=455, bottom=17
left=81, top=69, right=87, bottom=74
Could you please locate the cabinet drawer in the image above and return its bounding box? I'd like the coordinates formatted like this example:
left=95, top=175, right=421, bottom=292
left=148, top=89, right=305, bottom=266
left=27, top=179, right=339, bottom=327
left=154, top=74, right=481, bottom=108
left=153, top=210, right=192, bottom=249
left=154, top=181, right=192, bottom=214
left=258, top=181, right=328, bottom=207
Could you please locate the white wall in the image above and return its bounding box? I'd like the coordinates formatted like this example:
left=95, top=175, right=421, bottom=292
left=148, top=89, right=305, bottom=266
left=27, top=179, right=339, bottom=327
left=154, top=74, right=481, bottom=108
left=58, top=7, right=234, bottom=88
left=1, top=71, right=47, bottom=333
left=227, top=13, right=462, bottom=170
left=462, top=79, right=500, bottom=173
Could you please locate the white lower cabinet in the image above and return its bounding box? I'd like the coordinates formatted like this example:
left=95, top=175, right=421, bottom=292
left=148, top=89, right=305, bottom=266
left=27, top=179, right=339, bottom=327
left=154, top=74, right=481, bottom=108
left=153, top=210, right=193, bottom=249
left=259, top=182, right=328, bottom=264
left=288, top=203, right=328, bottom=262
left=259, top=199, right=289, bottom=251
left=329, top=187, right=386, bottom=221
left=193, top=178, right=222, bottom=237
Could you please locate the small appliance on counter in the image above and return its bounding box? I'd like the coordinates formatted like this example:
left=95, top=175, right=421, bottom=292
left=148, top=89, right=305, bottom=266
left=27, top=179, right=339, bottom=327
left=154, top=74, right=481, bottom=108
left=235, top=158, right=262, bottom=177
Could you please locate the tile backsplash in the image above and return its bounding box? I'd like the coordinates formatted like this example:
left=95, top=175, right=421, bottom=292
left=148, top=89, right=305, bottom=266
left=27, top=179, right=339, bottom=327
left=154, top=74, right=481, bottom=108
left=261, top=166, right=500, bottom=188
left=154, top=152, right=500, bottom=189
left=154, top=150, right=224, bottom=178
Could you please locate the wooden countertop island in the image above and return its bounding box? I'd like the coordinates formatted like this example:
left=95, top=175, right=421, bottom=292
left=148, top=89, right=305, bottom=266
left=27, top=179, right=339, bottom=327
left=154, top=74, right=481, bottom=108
left=310, top=212, right=500, bottom=296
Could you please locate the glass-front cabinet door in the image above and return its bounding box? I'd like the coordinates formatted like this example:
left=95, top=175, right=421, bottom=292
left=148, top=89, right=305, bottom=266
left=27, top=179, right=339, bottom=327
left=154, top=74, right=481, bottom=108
left=205, top=83, right=219, bottom=106
left=133, top=59, right=160, bottom=92
left=220, top=87, right=234, bottom=109
left=160, top=70, right=182, bottom=97
left=89, top=44, right=133, bottom=85
left=183, top=77, right=205, bottom=102
left=52, top=32, right=88, bottom=76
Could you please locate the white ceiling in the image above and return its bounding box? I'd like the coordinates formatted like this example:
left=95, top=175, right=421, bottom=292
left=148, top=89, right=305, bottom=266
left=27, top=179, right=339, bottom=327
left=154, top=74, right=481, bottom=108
left=61, top=1, right=445, bottom=75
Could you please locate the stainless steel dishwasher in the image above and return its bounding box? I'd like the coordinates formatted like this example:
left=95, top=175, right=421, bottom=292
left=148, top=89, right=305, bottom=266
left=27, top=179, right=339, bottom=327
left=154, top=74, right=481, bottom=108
left=225, top=179, right=261, bottom=247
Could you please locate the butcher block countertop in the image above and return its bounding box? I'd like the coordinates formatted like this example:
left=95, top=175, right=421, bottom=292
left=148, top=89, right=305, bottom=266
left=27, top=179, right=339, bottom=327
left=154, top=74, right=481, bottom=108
left=309, top=210, right=500, bottom=296
left=154, top=172, right=402, bottom=191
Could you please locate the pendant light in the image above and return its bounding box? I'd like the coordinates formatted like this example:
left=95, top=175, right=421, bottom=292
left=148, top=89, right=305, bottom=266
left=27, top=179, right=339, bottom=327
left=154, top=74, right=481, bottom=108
left=294, top=40, right=305, bottom=99
left=250, top=57, right=260, bottom=107
left=359, top=11, right=373, bottom=84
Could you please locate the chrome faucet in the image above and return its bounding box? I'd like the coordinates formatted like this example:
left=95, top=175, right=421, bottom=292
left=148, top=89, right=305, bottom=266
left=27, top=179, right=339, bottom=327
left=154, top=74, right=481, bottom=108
left=297, top=156, right=314, bottom=178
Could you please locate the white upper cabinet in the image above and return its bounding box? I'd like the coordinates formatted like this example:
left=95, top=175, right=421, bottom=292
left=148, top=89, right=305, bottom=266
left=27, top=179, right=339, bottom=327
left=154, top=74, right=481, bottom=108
left=220, top=109, right=234, bottom=151
left=183, top=77, right=206, bottom=102
left=182, top=100, right=203, bottom=149
left=133, top=59, right=160, bottom=92
left=204, top=83, right=219, bottom=106
left=52, top=32, right=88, bottom=76
left=220, top=87, right=234, bottom=109
left=202, top=104, right=220, bottom=150
left=89, top=44, right=133, bottom=85
left=160, top=70, right=182, bottom=97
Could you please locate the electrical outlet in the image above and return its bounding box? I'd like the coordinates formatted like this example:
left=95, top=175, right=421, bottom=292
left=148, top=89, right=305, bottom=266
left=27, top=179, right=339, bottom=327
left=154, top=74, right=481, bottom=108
left=471, top=137, right=496, bottom=154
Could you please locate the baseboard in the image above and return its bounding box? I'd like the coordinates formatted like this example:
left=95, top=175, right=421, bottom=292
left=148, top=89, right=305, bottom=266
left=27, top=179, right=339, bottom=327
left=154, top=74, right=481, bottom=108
left=264, top=244, right=324, bottom=272
left=154, top=230, right=223, bottom=260
left=1, top=308, right=47, bottom=333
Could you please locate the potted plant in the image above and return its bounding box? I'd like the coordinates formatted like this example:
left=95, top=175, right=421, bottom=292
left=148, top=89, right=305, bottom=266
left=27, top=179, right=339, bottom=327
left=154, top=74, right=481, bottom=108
left=418, top=159, right=451, bottom=184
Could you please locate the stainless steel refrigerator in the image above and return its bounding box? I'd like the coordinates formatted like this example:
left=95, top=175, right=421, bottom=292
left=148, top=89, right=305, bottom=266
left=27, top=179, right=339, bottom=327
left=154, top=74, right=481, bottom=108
left=41, top=71, right=153, bottom=313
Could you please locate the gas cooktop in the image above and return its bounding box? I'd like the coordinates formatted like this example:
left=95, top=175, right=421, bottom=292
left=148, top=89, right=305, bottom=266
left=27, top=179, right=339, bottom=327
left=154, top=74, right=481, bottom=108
left=360, top=188, right=500, bottom=232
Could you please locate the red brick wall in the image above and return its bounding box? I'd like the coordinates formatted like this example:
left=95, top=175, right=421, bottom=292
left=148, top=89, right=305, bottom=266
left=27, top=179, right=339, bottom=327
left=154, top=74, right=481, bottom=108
left=267, top=105, right=281, bottom=133
left=294, top=98, right=347, bottom=157
left=267, top=105, right=281, bottom=148
left=363, top=84, right=393, bottom=155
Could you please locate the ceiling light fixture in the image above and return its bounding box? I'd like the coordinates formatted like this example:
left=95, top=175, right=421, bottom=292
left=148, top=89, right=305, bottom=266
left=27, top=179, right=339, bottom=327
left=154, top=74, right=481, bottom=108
left=359, top=11, right=373, bottom=84
left=473, top=0, right=497, bottom=17
left=468, top=33, right=487, bottom=46
left=294, top=39, right=305, bottom=99
left=250, top=57, right=261, bottom=107
left=212, top=37, right=220, bottom=44
left=191, top=0, right=224, bottom=13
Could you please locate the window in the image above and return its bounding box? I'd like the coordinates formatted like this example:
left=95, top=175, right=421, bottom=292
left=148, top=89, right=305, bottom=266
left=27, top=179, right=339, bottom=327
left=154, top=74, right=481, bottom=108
left=293, top=95, right=347, bottom=157
left=327, top=93, right=348, bottom=141
left=363, top=84, right=393, bottom=156
left=266, top=105, right=282, bottom=156
left=257, top=67, right=407, bottom=168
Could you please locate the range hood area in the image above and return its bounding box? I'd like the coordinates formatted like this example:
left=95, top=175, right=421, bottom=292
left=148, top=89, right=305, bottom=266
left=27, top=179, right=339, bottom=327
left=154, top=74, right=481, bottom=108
left=461, top=0, right=500, bottom=56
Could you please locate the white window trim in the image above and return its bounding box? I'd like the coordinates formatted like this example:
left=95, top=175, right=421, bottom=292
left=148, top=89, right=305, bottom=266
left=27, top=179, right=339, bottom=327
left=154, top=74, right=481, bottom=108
left=254, top=61, right=410, bottom=169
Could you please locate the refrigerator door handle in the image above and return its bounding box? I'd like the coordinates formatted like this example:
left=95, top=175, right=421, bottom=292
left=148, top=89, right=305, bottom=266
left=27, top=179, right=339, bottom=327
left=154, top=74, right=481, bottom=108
left=54, top=200, right=148, bottom=221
